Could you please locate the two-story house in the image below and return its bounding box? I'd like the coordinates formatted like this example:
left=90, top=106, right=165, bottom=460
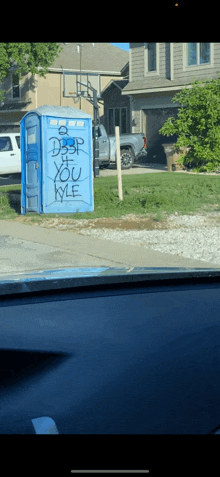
left=0, top=43, right=128, bottom=134
left=122, top=43, right=220, bottom=164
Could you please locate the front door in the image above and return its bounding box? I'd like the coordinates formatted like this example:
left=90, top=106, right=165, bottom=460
left=25, top=114, right=41, bottom=213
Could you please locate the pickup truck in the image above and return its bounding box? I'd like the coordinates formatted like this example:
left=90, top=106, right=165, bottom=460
left=93, top=124, right=147, bottom=169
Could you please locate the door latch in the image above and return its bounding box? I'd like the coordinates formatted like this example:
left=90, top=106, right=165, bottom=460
left=35, top=163, right=40, bottom=169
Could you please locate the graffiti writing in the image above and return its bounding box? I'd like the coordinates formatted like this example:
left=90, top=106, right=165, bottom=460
left=58, top=125, right=68, bottom=135
left=49, top=136, right=86, bottom=157
left=54, top=184, right=81, bottom=202
left=48, top=124, right=86, bottom=203
left=54, top=163, right=81, bottom=183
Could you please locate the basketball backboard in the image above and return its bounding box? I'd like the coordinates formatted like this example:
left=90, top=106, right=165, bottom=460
left=63, top=72, right=100, bottom=99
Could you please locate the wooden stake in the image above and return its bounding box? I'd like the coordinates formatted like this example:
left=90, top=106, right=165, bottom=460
left=115, top=126, right=123, bottom=201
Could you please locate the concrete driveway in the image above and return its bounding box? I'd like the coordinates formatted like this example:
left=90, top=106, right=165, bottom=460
left=99, top=163, right=168, bottom=176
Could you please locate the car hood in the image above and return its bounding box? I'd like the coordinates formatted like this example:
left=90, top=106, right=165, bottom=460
left=0, top=266, right=220, bottom=296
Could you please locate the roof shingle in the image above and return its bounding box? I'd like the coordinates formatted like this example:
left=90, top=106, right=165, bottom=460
left=122, top=73, right=220, bottom=94
left=50, top=43, right=129, bottom=75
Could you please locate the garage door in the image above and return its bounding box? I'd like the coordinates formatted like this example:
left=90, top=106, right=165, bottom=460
left=144, top=108, right=179, bottom=164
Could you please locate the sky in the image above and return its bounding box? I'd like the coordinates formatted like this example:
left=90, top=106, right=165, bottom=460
left=109, top=43, right=129, bottom=51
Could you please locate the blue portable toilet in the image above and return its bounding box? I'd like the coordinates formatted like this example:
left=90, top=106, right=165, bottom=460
left=20, top=105, right=93, bottom=215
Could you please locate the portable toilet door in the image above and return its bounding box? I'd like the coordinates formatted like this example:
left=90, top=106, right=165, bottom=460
left=41, top=108, right=93, bottom=214
left=21, top=105, right=93, bottom=215
left=21, top=112, right=42, bottom=214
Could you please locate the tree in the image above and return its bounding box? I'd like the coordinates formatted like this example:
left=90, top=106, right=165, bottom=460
left=159, top=75, right=220, bottom=173
left=0, top=42, right=63, bottom=102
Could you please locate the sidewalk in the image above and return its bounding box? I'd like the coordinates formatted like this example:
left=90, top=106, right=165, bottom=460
left=0, top=219, right=219, bottom=276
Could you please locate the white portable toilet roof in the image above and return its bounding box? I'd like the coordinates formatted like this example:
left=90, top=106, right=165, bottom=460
left=23, top=105, right=92, bottom=119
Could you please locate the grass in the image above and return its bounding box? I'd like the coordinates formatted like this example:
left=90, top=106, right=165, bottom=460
left=0, top=171, right=220, bottom=223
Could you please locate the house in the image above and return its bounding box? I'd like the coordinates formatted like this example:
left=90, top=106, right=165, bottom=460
left=122, top=43, right=220, bottom=164
left=0, top=43, right=129, bottom=133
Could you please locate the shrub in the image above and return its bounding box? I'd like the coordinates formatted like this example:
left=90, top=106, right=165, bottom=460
left=159, top=75, right=220, bottom=173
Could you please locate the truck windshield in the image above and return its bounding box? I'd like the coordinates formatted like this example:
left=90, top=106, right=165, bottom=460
left=0, top=42, right=220, bottom=291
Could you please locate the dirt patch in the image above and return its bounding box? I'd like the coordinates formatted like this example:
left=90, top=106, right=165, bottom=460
left=8, top=212, right=173, bottom=231
left=77, top=214, right=171, bottom=231
left=7, top=207, right=220, bottom=231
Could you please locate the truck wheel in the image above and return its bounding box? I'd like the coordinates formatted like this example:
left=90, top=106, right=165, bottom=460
left=120, top=149, right=134, bottom=169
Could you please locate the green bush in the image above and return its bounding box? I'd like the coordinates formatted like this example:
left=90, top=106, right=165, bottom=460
left=159, top=75, right=220, bottom=173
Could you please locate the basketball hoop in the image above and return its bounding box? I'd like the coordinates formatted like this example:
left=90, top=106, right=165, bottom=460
left=69, top=90, right=86, bottom=97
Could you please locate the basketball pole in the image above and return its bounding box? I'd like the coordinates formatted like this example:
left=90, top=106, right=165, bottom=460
left=69, top=82, right=100, bottom=178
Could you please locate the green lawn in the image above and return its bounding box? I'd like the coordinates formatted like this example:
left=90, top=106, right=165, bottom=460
left=0, top=171, right=220, bottom=223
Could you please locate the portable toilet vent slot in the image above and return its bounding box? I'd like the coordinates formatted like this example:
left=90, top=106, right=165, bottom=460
left=20, top=105, right=94, bottom=215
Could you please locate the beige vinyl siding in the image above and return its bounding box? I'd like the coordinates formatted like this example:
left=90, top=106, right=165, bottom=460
left=132, top=110, right=140, bottom=133
left=159, top=43, right=172, bottom=79
left=0, top=72, right=33, bottom=104
left=131, top=100, right=142, bottom=133
left=174, top=43, right=220, bottom=83
left=159, top=43, right=166, bottom=78
left=214, top=42, right=220, bottom=62
left=134, top=92, right=181, bottom=110
left=130, top=43, right=145, bottom=80
left=173, top=43, right=183, bottom=80
left=130, top=43, right=171, bottom=83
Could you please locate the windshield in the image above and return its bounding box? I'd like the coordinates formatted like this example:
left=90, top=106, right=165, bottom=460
left=0, top=42, right=220, bottom=290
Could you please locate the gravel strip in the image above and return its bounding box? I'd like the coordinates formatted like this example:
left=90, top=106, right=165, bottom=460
left=77, top=213, right=220, bottom=266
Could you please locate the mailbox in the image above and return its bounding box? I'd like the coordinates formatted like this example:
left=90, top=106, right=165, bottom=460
left=20, top=105, right=93, bottom=214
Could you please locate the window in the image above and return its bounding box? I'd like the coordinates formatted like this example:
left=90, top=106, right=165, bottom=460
left=115, top=108, right=120, bottom=127
left=148, top=43, right=156, bottom=71
left=0, top=136, right=12, bottom=151
left=121, top=108, right=127, bottom=134
left=144, top=43, right=159, bottom=75
left=108, top=109, right=114, bottom=135
left=15, top=136, right=20, bottom=149
left=11, top=73, right=20, bottom=99
left=108, top=108, right=128, bottom=135
left=187, top=43, right=197, bottom=66
left=187, top=43, right=211, bottom=67
left=200, top=43, right=210, bottom=64
left=27, top=127, right=37, bottom=145
left=92, top=127, right=102, bottom=138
